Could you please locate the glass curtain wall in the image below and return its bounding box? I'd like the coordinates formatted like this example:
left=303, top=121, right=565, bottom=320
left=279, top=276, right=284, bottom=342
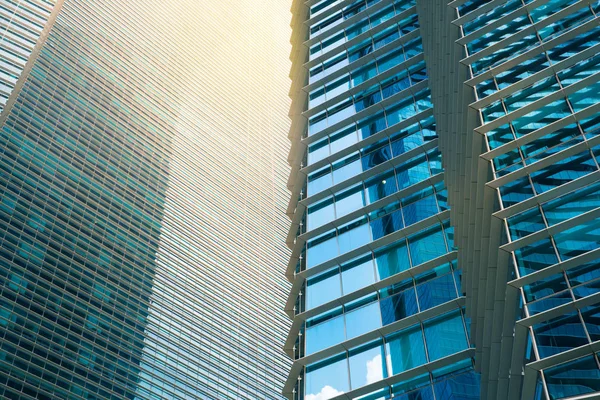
left=284, top=0, right=481, bottom=399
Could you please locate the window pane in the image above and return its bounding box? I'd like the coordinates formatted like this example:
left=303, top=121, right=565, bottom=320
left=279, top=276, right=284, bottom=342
left=341, top=256, right=376, bottom=294
left=307, top=269, right=341, bottom=310
left=345, top=300, right=382, bottom=339
left=348, top=341, right=387, bottom=389
left=544, top=355, right=600, bottom=399
left=385, top=325, right=426, bottom=375
left=408, top=224, right=448, bottom=266
left=306, top=310, right=345, bottom=355
left=424, top=311, right=468, bottom=361
left=375, top=241, right=411, bottom=280
left=533, top=312, right=588, bottom=358
left=306, top=355, right=350, bottom=399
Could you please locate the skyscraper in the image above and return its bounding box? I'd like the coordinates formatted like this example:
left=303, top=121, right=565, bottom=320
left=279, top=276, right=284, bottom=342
left=284, top=0, right=480, bottom=399
left=0, top=1, right=292, bottom=399
left=0, top=0, right=59, bottom=113
left=421, top=0, right=600, bottom=399
left=285, top=0, right=600, bottom=399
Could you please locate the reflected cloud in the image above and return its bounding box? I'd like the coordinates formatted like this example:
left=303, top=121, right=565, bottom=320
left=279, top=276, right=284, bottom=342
left=366, top=354, right=384, bottom=384
left=306, top=385, right=344, bottom=400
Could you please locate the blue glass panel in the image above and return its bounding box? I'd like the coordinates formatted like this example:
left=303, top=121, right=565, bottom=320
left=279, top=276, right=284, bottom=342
left=487, top=123, right=516, bottom=150
left=522, top=272, right=569, bottom=303
left=308, top=197, right=335, bottom=231
left=338, top=218, right=372, bottom=254
left=385, top=325, right=427, bottom=375
left=499, top=176, right=535, bottom=208
left=307, top=268, right=342, bottom=310
left=402, top=194, right=438, bottom=227
left=393, top=386, right=435, bottom=400
left=527, top=291, right=573, bottom=315
left=391, top=373, right=432, bottom=398
left=462, top=0, right=523, bottom=35
left=481, top=100, right=505, bottom=123
left=306, top=354, right=350, bottom=399
left=544, top=354, right=600, bottom=399
left=567, top=259, right=600, bottom=290
left=345, top=300, right=382, bottom=339
left=547, top=26, right=600, bottom=64
left=558, top=54, right=600, bottom=88
left=335, top=185, right=366, bottom=218
left=397, top=157, right=430, bottom=190
left=513, top=98, right=571, bottom=138
left=341, top=256, right=376, bottom=294
left=507, top=206, right=545, bottom=241
left=354, top=86, right=383, bottom=113
left=358, top=112, right=388, bottom=140
left=533, top=311, right=588, bottom=358
left=580, top=305, right=600, bottom=342
left=417, top=273, right=457, bottom=311
left=495, top=54, right=549, bottom=91
left=539, top=5, right=594, bottom=42
left=308, top=137, right=330, bottom=164
left=374, top=241, right=411, bottom=279
left=472, top=33, right=539, bottom=76
left=330, top=125, right=359, bottom=154
left=380, top=287, right=418, bottom=325
left=408, top=224, right=448, bottom=266
left=370, top=208, right=404, bottom=241
left=386, top=97, right=417, bottom=127
left=307, top=231, right=339, bottom=269
left=505, top=76, right=560, bottom=114
left=377, top=47, right=406, bottom=74
left=333, top=153, right=362, bottom=185
left=348, top=341, right=387, bottom=389
left=308, top=167, right=333, bottom=195
left=542, top=183, right=600, bottom=227
left=391, top=128, right=425, bottom=157
left=365, top=170, right=398, bottom=204
left=553, top=218, right=600, bottom=260
left=514, top=238, right=559, bottom=276
left=361, top=140, right=392, bottom=171
left=520, top=123, right=582, bottom=164
left=423, top=311, right=468, bottom=361
left=306, top=309, right=346, bottom=355
left=433, top=371, right=480, bottom=400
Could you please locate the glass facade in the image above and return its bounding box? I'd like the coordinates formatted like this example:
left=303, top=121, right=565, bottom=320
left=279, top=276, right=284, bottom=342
left=417, top=0, right=600, bottom=399
left=285, top=0, right=480, bottom=399
left=0, top=1, right=293, bottom=400
left=0, top=0, right=56, bottom=113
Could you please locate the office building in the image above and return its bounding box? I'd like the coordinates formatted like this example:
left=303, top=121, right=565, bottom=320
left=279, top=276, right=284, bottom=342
left=0, top=0, right=57, bottom=112
left=0, top=0, right=292, bottom=399
left=284, top=0, right=481, bottom=399
left=421, top=0, right=600, bottom=399
left=285, top=0, right=600, bottom=399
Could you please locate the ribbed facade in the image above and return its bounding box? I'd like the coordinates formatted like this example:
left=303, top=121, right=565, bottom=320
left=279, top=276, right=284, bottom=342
left=0, top=1, right=292, bottom=399
left=0, top=0, right=56, bottom=113
left=418, top=0, right=600, bottom=399
left=284, top=0, right=481, bottom=399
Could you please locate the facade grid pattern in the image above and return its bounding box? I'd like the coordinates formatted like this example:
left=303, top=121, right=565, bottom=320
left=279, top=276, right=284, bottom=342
left=0, top=0, right=294, bottom=399
left=417, top=0, right=600, bottom=398
left=285, top=0, right=482, bottom=399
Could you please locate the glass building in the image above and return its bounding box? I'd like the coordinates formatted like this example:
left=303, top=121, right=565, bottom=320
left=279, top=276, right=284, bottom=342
left=284, top=0, right=481, bottom=399
left=0, top=0, right=57, bottom=113
left=0, top=1, right=292, bottom=399
left=286, top=0, right=600, bottom=399
left=418, top=0, right=600, bottom=398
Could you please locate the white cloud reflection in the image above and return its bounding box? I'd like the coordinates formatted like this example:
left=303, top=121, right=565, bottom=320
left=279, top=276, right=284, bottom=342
left=366, top=354, right=384, bottom=384
left=306, top=385, right=344, bottom=400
